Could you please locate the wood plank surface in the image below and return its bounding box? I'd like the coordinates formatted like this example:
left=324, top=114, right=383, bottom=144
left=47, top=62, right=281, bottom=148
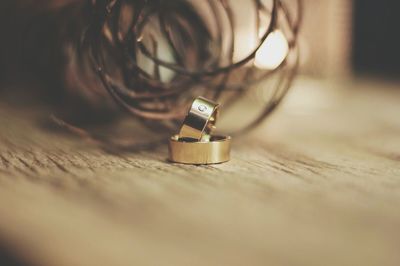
left=0, top=79, right=399, bottom=266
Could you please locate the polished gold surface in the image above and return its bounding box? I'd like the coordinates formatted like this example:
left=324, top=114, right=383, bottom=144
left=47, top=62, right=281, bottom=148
left=178, top=97, right=219, bottom=141
left=169, top=135, right=231, bottom=165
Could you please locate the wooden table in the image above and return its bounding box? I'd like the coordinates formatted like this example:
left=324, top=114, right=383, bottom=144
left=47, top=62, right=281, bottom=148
left=0, top=79, right=399, bottom=266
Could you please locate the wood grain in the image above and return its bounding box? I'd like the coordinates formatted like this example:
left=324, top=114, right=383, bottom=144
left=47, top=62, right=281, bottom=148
left=0, top=79, right=399, bottom=266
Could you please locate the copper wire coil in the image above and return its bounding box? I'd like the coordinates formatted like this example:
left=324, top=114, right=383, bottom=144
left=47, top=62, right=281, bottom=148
left=65, top=0, right=303, bottom=135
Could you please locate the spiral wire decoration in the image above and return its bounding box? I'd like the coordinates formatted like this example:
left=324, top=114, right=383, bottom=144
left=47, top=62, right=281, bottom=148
left=72, top=0, right=302, bottom=135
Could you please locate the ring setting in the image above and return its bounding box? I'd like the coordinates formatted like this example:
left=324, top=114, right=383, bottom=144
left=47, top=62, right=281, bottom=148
left=168, top=97, right=231, bottom=165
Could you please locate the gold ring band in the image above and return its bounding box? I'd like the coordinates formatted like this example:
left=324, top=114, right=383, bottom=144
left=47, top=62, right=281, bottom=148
left=169, top=135, right=231, bottom=165
left=178, top=97, right=219, bottom=141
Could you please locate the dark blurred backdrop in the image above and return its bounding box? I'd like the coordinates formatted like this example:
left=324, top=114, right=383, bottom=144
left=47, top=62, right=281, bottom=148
left=353, top=0, right=400, bottom=79
left=0, top=0, right=399, bottom=91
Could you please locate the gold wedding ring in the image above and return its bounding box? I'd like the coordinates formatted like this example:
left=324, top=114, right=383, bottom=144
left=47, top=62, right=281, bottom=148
left=168, top=96, right=231, bottom=165
left=178, top=97, right=219, bottom=141
left=169, top=135, right=231, bottom=165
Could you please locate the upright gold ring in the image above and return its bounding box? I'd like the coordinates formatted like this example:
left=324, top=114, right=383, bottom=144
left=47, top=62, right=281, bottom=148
left=178, top=97, right=219, bottom=141
left=168, top=135, right=231, bottom=165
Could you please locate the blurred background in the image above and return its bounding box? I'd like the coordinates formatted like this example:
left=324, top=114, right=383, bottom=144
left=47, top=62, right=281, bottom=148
left=0, top=0, right=398, bottom=139
left=0, top=0, right=398, bottom=136
left=302, top=0, right=400, bottom=79
left=1, top=0, right=399, bottom=84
